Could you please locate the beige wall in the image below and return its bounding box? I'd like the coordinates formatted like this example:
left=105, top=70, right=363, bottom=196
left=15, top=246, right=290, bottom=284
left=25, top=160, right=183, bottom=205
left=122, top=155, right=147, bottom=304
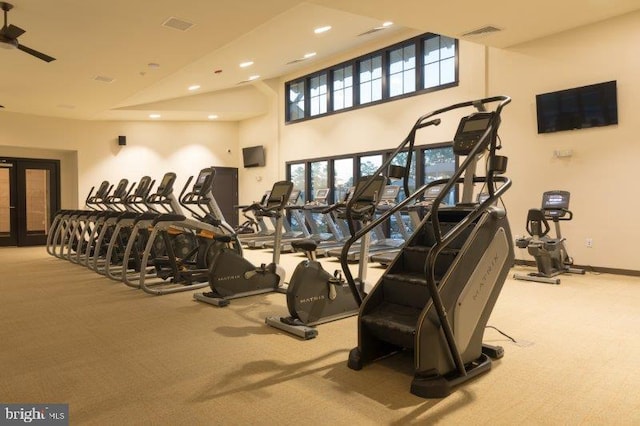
left=0, top=113, right=240, bottom=212
left=241, top=15, right=640, bottom=271
left=488, top=10, right=640, bottom=270
left=2, top=12, right=639, bottom=271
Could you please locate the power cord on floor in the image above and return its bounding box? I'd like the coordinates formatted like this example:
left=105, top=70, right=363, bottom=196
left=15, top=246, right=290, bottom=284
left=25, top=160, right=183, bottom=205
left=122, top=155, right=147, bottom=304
left=485, top=325, right=516, bottom=343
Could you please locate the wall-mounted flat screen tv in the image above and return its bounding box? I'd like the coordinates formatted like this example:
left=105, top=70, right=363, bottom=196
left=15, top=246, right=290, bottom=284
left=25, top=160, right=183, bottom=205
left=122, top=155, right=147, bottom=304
left=242, top=145, right=266, bottom=168
left=536, top=80, right=618, bottom=134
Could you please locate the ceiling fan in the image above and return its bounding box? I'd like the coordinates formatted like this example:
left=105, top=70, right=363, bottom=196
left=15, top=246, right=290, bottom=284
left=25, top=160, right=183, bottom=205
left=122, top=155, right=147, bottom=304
left=0, top=2, right=55, bottom=62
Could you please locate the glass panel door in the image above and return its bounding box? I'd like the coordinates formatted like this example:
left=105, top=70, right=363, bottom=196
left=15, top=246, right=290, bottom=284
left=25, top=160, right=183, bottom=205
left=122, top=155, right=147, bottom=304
left=0, top=161, right=17, bottom=246
left=16, top=160, right=60, bottom=246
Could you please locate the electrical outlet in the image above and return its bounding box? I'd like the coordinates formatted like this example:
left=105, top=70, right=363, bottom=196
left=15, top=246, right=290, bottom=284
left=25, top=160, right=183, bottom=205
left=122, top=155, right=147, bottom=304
left=586, top=238, right=593, bottom=248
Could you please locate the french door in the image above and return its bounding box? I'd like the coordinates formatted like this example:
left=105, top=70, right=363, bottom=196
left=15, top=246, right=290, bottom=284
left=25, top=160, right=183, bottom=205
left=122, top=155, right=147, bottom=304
left=0, top=158, right=60, bottom=247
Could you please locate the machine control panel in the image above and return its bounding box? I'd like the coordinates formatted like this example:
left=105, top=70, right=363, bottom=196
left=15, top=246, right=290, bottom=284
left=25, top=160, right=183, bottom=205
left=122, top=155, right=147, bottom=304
left=453, top=112, right=498, bottom=155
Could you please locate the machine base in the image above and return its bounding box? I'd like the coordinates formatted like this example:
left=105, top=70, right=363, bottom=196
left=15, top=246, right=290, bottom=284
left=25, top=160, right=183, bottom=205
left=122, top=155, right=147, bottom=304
left=265, top=316, right=318, bottom=340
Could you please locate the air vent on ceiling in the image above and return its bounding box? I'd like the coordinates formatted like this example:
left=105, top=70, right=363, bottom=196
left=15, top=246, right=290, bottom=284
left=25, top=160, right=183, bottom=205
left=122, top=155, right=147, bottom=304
left=286, top=58, right=305, bottom=65
left=94, top=75, right=115, bottom=84
left=358, top=27, right=384, bottom=37
left=162, top=17, right=195, bottom=31
left=462, top=25, right=502, bottom=37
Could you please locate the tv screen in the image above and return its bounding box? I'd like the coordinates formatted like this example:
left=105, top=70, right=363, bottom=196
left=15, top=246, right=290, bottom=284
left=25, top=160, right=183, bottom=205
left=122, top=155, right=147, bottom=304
left=242, top=145, right=265, bottom=168
left=536, top=81, right=618, bottom=134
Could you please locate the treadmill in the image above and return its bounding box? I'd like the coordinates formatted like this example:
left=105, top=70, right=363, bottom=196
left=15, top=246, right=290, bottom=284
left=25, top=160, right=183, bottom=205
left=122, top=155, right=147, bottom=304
left=370, top=184, right=445, bottom=266
left=328, top=185, right=404, bottom=262
left=244, top=189, right=302, bottom=249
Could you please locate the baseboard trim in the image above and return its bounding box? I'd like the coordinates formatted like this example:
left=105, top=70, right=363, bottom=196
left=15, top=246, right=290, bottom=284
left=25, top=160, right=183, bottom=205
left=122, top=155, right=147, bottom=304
left=513, top=259, right=640, bottom=277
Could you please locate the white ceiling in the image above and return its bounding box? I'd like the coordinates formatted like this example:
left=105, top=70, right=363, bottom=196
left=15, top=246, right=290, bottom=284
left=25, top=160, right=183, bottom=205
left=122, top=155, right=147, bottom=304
left=1, top=0, right=638, bottom=121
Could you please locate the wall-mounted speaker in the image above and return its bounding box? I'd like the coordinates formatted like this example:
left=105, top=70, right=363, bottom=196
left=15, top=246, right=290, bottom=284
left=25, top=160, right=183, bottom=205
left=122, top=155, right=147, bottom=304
left=118, top=135, right=127, bottom=146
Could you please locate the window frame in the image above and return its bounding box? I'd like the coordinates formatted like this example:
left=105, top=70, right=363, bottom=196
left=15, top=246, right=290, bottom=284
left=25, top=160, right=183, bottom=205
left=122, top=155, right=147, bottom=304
left=284, top=33, right=459, bottom=124
left=285, top=141, right=458, bottom=206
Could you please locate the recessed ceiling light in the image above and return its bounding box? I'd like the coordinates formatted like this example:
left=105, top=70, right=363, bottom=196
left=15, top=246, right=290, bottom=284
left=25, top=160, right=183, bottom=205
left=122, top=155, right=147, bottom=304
left=148, top=63, right=160, bottom=69
left=248, top=75, right=260, bottom=81
left=382, top=21, right=393, bottom=27
left=207, top=114, right=218, bottom=120
left=188, top=84, right=201, bottom=91
left=239, top=61, right=254, bottom=68
left=149, top=114, right=161, bottom=119
left=314, top=25, right=332, bottom=34
left=304, top=52, right=316, bottom=59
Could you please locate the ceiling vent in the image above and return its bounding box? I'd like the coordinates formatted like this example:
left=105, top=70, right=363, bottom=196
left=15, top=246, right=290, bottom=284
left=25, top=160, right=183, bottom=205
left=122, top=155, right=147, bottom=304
left=286, top=58, right=305, bottom=65
left=162, top=17, right=195, bottom=32
left=462, top=25, right=502, bottom=37
left=358, top=27, right=384, bottom=37
left=93, top=75, right=115, bottom=84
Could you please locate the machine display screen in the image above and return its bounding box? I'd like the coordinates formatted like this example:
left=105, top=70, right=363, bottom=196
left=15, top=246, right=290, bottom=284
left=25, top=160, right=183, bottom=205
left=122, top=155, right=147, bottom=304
left=315, top=189, right=329, bottom=200
left=462, top=117, right=491, bottom=133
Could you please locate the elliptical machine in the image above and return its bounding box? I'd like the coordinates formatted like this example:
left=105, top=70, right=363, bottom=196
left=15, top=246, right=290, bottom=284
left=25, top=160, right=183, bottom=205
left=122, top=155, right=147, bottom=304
left=513, top=190, right=585, bottom=284
left=193, top=180, right=293, bottom=307
left=265, top=175, right=386, bottom=339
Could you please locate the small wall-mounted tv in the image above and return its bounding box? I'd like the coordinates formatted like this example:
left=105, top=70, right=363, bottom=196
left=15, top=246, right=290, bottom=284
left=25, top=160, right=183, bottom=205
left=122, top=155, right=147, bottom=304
left=242, top=145, right=266, bottom=168
left=536, top=80, right=618, bottom=134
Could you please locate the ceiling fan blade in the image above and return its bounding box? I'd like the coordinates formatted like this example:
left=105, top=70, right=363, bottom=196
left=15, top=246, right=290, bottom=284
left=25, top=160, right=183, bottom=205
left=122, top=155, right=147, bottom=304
left=17, top=43, right=55, bottom=62
left=2, top=24, right=25, bottom=39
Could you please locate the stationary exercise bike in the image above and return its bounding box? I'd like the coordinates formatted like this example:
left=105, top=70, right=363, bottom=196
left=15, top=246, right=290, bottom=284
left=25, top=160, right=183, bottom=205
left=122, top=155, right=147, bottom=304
left=513, top=190, right=585, bottom=284
left=193, top=180, right=294, bottom=307
left=265, top=175, right=386, bottom=339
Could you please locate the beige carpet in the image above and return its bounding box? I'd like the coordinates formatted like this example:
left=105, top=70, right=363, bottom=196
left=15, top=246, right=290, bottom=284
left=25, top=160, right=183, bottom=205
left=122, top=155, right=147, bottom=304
left=1, top=246, right=639, bottom=425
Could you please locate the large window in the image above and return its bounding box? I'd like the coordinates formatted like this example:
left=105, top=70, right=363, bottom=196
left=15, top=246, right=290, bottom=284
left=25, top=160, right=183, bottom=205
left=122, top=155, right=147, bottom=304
left=423, top=145, right=456, bottom=204
left=358, top=55, right=383, bottom=105
left=424, top=35, right=456, bottom=89
left=285, top=32, right=458, bottom=123
left=287, top=80, right=305, bottom=121
left=332, top=65, right=353, bottom=111
left=310, top=161, right=328, bottom=201
left=289, top=162, right=306, bottom=203
left=309, top=74, right=328, bottom=116
left=333, top=158, right=353, bottom=203
left=389, top=44, right=416, bottom=97
left=286, top=143, right=456, bottom=209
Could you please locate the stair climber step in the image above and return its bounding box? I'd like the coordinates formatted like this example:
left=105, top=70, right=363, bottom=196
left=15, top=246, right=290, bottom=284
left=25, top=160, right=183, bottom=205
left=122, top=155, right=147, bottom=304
left=382, top=273, right=429, bottom=308
left=361, top=301, right=421, bottom=349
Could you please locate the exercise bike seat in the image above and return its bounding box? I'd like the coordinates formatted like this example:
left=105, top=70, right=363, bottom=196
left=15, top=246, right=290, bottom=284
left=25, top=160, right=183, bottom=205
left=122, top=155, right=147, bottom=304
left=291, top=239, right=318, bottom=253
left=213, top=234, right=234, bottom=243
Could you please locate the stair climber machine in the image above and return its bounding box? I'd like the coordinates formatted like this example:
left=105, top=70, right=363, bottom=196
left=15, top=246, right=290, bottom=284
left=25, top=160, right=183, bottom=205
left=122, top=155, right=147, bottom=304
left=265, top=175, right=386, bottom=339
left=193, top=180, right=294, bottom=307
left=344, top=96, right=514, bottom=398
left=513, top=190, right=584, bottom=284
